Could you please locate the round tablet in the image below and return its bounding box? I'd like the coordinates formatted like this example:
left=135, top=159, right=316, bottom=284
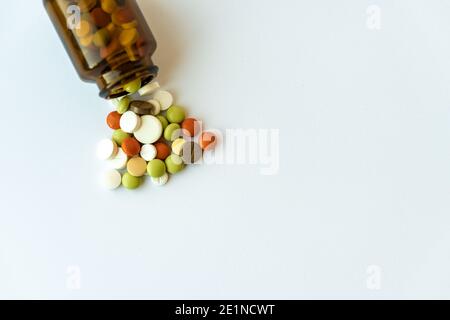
left=147, top=159, right=166, bottom=178
left=133, top=115, right=163, bottom=144
left=122, top=173, right=141, bottom=190
left=166, top=105, right=186, bottom=124
left=165, top=155, right=185, bottom=174
left=151, top=172, right=169, bottom=187
left=140, top=144, right=157, bottom=161
left=172, top=138, right=186, bottom=156
left=97, top=139, right=118, bottom=160
left=153, top=90, right=173, bottom=111
left=100, top=169, right=122, bottom=190
left=120, top=111, right=141, bottom=133
left=129, top=100, right=160, bottom=116
left=107, top=111, right=121, bottom=130
left=182, top=118, right=200, bottom=137
left=107, top=148, right=128, bottom=170
left=127, top=157, right=147, bottom=177
left=147, top=99, right=161, bottom=115
left=154, top=142, right=171, bottom=160
left=180, top=142, right=203, bottom=164
left=122, top=137, right=141, bottom=157
left=138, top=81, right=160, bottom=96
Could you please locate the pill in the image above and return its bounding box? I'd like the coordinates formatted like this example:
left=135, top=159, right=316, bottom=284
left=97, top=139, right=118, bottom=160
left=122, top=173, right=142, bottom=190
left=100, top=36, right=121, bottom=59
left=79, top=34, right=94, bottom=47
left=123, top=77, right=141, bottom=94
left=75, top=20, right=92, bottom=38
left=91, top=7, right=111, bottom=28
left=117, top=96, right=130, bottom=114
left=166, top=105, right=186, bottom=124
left=147, top=159, right=166, bottom=178
left=107, top=148, right=128, bottom=170
left=127, top=157, right=147, bottom=177
left=151, top=172, right=169, bottom=187
left=164, top=123, right=182, bottom=141
left=140, top=144, right=157, bottom=161
left=154, top=142, right=171, bottom=160
left=138, top=81, right=160, bottom=96
left=122, top=20, right=138, bottom=30
left=120, top=111, right=141, bottom=133
left=157, top=115, right=169, bottom=130
left=180, top=142, right=203, bottom=164
left=129, top=100, right=160, bottom=116
left=101, top=0, right=117, bottom=14
left=112, top=7, right=135, bottom=26
left=153, top=90, right=173, bottom=111
left=101, top=169, right=122, bottom=190
left=106, top=111, right=121, bottom=130
left=199, top=132, right=217, bottom=150
left=122, top=137, right=141, bottom=157
left=93, top=28, right=111, bottom=48
left=165, top=155, right=185, bottom=174
left=119, top=28, right=138, bottom=47
left=172, top=138, right=186, bottom=156
left=133, top=115, right=163, bottom=144
left=181, top=118, right=200, bottom=137
left=112, top=129, right=130, bottom=146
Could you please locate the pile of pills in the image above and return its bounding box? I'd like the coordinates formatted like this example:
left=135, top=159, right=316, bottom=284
left=97, top=81, right=217, bottom=190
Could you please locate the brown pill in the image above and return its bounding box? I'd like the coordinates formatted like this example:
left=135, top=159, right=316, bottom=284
left=181, top=118, right=200, bottom=137
left=154, top=142, right=171, bottom=160
left=91, top=8, right=111, bottom=28
left=180, top=142, right=203, bottom=164
left=129, top=100, right=159, bottom=116
left=107, top=111, right=121, bottom=130
left=122, top=137, right=141, bottom=157
left=112, top=7, right=135, bottom=25
left=100, top=37, right=120, bottom=59
left=199, top=132, right=217, bottom=150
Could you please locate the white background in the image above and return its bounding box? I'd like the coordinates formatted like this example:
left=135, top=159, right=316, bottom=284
left=1, top=0, right=450, bottom=299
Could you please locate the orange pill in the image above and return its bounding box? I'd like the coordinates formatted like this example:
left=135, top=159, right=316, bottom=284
left=91, top=8, right=111, bottom=28
left=106, top=111, right=121, bottom=130
left=112, top=7, right=135, bottom=25
left=122, top=137, right=141, bottom=157
left=100, top=37, right=121, bottom=59
left=154, top=142, right=171, bottom=160
left=181, top=118, right=200, bottom=137
left=199, top=132, right=217, bottom=150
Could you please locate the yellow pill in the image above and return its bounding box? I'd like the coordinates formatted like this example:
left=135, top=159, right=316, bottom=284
left=79, top=34, right=93, bottom=47
left=172, top=138, right=187, bottom=156
left=122, top=20, right=138, bottom=30
left=119, top=28, right=138, bottom=47
left=101, top=0, right=117, bottom=14
left=127, top=157, right=147, bottom=177
left=75, top=20, right=92, bottom=38
left=93, top=28, right=111, bottom=48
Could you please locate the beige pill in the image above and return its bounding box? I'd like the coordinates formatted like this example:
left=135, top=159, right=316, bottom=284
left=153, top=90, right=173, bottom=111
left=100, top=169, right=122, bottom=190
left=138, top=81, right=160, bottom=96
left=97, top=139, right=118, bottom=160
left=172, top=138, right=186, bottom=156
left=127, top=157, right=147, bottom=177
left=107, top=148, right=128, bottom=170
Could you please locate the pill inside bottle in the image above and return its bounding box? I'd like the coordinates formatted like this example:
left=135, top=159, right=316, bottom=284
left=43, top=0, right=159, bottom=99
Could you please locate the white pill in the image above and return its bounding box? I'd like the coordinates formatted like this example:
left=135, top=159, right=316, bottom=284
left=120, top=111, right=141, bottom=133
left=100, top=169, right=122, bottom=190
left=147, top=99, right=161, bottom=115
left=97, top=139, right=118, bottom=160
left=140, top=144, right=157, bottom=161
left=133, top=115, right=163, bottom=144
left=153, top=90, right=173, bottom=111
left=151, top=172, right=169, bottom=186
left=138, top=81, right=160, bottom=96
left=107, top=148, right=128, bottom=170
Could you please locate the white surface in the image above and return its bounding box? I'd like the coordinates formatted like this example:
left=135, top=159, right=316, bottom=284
left=1, top=0, right=450, bottom=300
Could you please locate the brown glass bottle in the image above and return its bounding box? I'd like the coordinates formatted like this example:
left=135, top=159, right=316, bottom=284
left=43, top=0, right=158, bottom=99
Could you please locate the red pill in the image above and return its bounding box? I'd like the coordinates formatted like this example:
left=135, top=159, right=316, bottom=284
left=154, top=142, right=171, bottom=160
left=122, top=137, right=141, bottom=157
left=106, top=111, right=121, bottom=130
left=199, top=132, right=217, bottom=150
left=91, top=8, right=111, bottom=28
left=181, top=118, right=200, bottom=137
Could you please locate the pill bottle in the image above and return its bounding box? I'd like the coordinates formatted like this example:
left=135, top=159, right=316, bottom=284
left=43, top=0, right=158, bottom=99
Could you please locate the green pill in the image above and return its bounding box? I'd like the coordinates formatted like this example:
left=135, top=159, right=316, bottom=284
left=122, top=173, right=142, bottom=189
left=123, top=78, right=142, bottom=94
left=164, top=123, right=181, bottom=141
left=147, top=159, right=166, bottom=178
left=112, top=129, right=130, bottom=146
left=117, top=96, right=130, bottom=114
left=166, top=106, right=186, bottom=124
left=157, top=115, right=169, bottom=130
left=165, top=155, right=185, bottom=174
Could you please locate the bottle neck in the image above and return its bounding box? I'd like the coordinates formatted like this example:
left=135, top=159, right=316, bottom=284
left=96, top=57, right=159, bottom=99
